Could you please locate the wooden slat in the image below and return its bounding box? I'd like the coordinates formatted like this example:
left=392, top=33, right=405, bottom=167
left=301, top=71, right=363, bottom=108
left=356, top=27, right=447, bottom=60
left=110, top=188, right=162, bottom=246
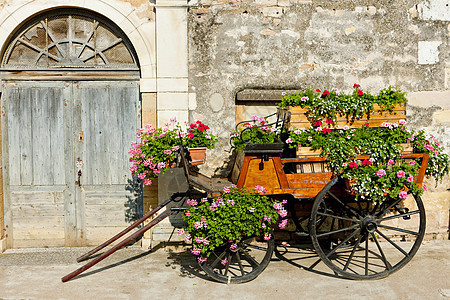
left=286, top=173, right=333, bottom=189
left=49, top=88, right=65, bottom=185
left=264, top=187, right=326, bottom=198
left=32, top=88, right=51, bottom=185
left=13, top=238, right=65, bottom=248
left=12, top=227, right=65, bottom=240
left=10, top=191, right=64, bottom=205
left=85, top=205, right=131, bottom=227
left=7, top=87, right=22, bottom=185
left=273, top=157, right=289, bottom=189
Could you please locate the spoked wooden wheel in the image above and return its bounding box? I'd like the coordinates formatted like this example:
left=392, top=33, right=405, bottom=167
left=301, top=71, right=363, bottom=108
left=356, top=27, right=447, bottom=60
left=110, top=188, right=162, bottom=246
left=310, top=177, right=426, bottom=280
left=200, top=234, right=274, bottom=284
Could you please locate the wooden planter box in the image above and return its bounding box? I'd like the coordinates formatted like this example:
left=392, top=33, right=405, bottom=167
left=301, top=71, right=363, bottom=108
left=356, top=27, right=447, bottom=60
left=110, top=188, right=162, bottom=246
left=284, top=103, right=406, bottom=130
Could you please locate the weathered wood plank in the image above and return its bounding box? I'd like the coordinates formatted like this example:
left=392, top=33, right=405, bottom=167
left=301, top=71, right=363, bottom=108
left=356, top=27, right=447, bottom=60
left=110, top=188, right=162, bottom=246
left=32, top=87, right=51, bottom=185
left=18, top=88, right=33, bottom=185
left=85, top=205, right=131, bottom=227
left=7, top=87, right=22, bottom=185
left=10, top=191, right=64, bottom=205
left=12, top=204, right=65, bottom=216
left=48, top=88, right=65, bottom=185
left=286, top=173, right=333, bottom=189
left=12, top=216, right=64, bottom=227
left=12, top=227, right=65, bottom=240
left=13, top=238, right=65, bottom=248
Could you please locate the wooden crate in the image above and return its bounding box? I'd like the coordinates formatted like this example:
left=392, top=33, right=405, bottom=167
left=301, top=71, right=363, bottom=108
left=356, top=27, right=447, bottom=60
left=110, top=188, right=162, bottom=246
left=287, top=103, right=406, bottom=130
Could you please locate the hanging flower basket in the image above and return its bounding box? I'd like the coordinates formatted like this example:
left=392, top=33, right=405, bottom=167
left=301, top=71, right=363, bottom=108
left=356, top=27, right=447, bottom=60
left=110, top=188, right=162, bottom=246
left=188, top=147, right=208, bottom=165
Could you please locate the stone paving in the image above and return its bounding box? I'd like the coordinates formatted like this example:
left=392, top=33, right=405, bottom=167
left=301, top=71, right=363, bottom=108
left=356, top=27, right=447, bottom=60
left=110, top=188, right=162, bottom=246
left=0, top=240, right=449, bottom=299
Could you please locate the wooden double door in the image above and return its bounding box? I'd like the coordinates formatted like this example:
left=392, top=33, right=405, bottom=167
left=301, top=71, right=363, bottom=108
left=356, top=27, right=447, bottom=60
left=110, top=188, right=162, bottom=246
left=2, top=81, right=140, bottom=247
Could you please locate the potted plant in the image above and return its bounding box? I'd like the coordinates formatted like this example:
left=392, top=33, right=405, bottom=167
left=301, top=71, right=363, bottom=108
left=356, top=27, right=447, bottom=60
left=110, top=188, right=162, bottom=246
left=129, top=120, right=180, bottom=186
left=278, top=85, right=407, bottom=130
left=286, top=114, right=450, bottom=202
left=183, top=120, right=218, bottom=165
left=178, top=185, right=288, bottom=264
left=129, top=119, right=218, bottom=185
left=230, top=115, right=284, bottom=153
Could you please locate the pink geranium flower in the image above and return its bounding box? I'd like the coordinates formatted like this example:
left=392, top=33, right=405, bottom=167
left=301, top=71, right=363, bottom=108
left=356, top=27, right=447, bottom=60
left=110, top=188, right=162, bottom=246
left=376, top=169, right=386, bottom=177
left=398, top=191, right=408, bottom=199
left=397, top=170, right=406, bottom=178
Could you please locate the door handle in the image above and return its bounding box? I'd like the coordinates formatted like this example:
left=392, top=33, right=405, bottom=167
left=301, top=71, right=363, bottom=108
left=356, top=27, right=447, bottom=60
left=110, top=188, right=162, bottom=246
left=76, top=158, right=83, bottom=187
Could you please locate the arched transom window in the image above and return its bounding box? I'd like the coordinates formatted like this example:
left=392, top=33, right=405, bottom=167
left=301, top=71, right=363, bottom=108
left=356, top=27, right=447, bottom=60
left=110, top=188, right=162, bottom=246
left=2, top=10, right=138, bottom=69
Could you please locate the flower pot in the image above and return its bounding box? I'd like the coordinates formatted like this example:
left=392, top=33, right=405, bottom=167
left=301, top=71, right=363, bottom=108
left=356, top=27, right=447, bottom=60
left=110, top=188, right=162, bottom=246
left=188, top=147, right=208, bottom=165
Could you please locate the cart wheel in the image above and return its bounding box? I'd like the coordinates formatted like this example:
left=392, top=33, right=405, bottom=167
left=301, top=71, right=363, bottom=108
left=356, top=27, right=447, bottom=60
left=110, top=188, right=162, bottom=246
left=200, top=234, right=274, bottom=284
left=310, top=177, right=426, bottom=280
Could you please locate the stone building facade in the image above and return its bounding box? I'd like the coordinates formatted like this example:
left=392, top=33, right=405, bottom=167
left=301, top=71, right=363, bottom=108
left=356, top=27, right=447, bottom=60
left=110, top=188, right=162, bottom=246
left=0, top=0, right=448, bottom=251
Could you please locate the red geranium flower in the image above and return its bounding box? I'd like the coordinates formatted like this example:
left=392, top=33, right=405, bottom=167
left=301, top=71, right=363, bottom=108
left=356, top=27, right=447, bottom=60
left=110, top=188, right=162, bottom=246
left=316, top=89, right=321, bottom=92
left=190, top=123, right=197, bottom=129
left=187, top=132, right=194, bottom=138
left=323, top=90, right=330, bottom=96
left=353, top=83, right=360, bottom=89
left=314, top=120, right=322, bottom=127
left=322, top=128, right=331, bottom=134
left=349, top=162, right=358, bottom=168
left=364, top=123, right=369, bottom=127
left=357, top=90, right=364, bottom=96
left=326, top=119, right=333, bottom=125
left=362, top=160, right=371, bottom=165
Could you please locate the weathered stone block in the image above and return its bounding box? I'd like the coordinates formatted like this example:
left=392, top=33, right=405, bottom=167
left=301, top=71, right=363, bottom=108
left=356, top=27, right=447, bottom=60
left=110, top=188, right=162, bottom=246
left=418, top=41, right=442, bottom=65
left=433, top=109, right=450, bottom=126
left=261, top=6, right=283, bottom=17
left=418, top=0, right=450, bottom=21
left=255, top=0, right=277, bottom=6
left=407, top=91, right=450, bottom=108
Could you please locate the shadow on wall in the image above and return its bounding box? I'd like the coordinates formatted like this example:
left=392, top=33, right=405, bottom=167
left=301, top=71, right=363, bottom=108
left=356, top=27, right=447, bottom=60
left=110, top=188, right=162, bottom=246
left=125, top=177, right=144, bottom=225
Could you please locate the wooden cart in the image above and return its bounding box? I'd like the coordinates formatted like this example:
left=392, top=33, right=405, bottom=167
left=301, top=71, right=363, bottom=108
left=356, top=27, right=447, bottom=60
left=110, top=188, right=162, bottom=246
left=62, top=110, right=430, bottom=284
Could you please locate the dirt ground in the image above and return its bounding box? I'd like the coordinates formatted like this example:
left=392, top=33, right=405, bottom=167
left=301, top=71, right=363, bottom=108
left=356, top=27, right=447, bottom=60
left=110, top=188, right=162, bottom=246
left=0, top=240, right=449, bottom=300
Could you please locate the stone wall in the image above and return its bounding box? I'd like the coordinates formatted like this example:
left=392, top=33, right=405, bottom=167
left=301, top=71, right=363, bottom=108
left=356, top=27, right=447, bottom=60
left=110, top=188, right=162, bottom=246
left=187, top=0, right=450, bottom=238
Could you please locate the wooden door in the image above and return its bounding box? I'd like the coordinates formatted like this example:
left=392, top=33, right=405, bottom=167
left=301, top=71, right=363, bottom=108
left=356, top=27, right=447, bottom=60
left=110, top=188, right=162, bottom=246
left=2, top=81, right=140, bottom=247
left=73, top=81, right=140, bottom=245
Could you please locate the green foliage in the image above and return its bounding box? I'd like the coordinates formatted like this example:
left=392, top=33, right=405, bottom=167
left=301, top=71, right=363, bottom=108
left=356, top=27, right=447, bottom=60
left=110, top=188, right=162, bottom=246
left=231, top=116, right=280, bottom=151
left=129, top=119, right=217, bottom=186
left=184, top=120, right=218, bottom=149
left=411, top=130, right=450, bottom=185
left=181, top=186, right=287, bottom=263
left=129, top=122, right=180, bottom=186
left=286, top=120, right=449, bottom=201
left=278, top=85, right=406, bottom=123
